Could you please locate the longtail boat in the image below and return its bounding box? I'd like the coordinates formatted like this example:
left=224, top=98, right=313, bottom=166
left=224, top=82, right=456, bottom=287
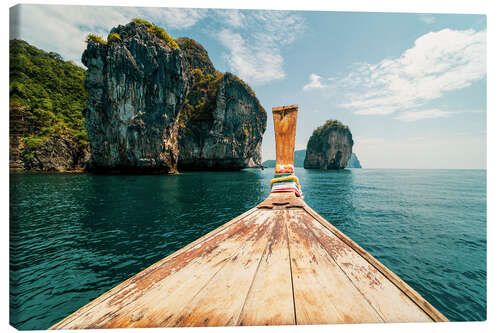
left=50, top=105, right=447, bottom=329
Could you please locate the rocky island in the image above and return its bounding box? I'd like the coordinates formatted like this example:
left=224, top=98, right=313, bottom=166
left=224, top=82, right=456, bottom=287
left=9, top=19, right=266, bottom=172
left=263, top=150, right=361, bottom=169
left=83, top=19, right=266, bottom=172
left=304, top=120, right=353, bottom=170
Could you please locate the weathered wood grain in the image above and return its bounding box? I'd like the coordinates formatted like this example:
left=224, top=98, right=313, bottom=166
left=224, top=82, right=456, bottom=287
left=162, top=210, right=275, bottom=327
left=301, top=202, right=448, bottom=322
left=287, top=210, right=383, bottom=324
left=50, top=208, right=262, bottom=329
left=102, top=211, right=274, bottom=328
left=296, top=210, right=431, bottom=323
left=51, top=195, right=447, bottom=329
left=257, top=191, right=305, bottom=210
left=50, top=100, right=447, bottom=329
left=272, top=105, right=298, bottom=166
left=237, top=210, right=295, bottom=326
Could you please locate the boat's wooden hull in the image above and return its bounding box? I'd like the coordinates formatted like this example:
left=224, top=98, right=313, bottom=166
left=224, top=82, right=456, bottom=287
left=50, top=192, right=447, bottom=329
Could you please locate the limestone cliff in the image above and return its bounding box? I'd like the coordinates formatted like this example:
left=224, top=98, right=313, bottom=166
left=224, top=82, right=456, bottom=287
left=304, top=120, right=353, bottom=170
left=82, top=21, right=192, bottom=173
left=178, top=68, right=266, bottom=170
left=24, top=136, right=90, bottom=172
left=176, top=38, right=266, bottom=170
left=82, top=21, right=266, bottom=172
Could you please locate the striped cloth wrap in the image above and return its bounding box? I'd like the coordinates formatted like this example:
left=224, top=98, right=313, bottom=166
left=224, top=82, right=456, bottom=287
left=271, top=164, right=303, bottom=197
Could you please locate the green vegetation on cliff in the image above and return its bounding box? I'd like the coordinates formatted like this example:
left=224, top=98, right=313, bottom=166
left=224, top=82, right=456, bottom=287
left=177, top=37, right=215, bottom=74
left=307, top=120, right=351, bottom=151
left=177, top=36, right=220, bottom=134
left=179, top=69, right=223, bottom=134
left=107, top=32, right=122, bottom=44
left=132, top=18, right=179, bottom=49
left=131, top=18, right=153, bottom=26
left=176, top=36, right=258, bottom=134
left=10, top=20, right=264, bottom=171
left=86, top=33, right=107, bottom=45
left=9, top=39, right=88, bottom=159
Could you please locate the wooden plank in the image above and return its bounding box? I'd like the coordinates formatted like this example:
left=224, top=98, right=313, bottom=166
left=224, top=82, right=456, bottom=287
left=257, top=191, right=305, bottom=210
left=99, top=210, right=275, bottom=328
left=237, top=210, right=295, bottom=326
left=51, top=194, right=447, bottom=328
left=287, top=210, right=383, bottom=324
left=272, top=105, right=298, bottom=166
left=298, top=211, right=431, bottom=323
left=302, top=203, right=448, bottom=322
left=50, top=208, right=261, bottom=329
left=162, top=210, right=276, bottom=327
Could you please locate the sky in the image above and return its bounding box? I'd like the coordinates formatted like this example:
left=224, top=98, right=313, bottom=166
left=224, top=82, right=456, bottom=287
left=10, top=4, right=487, bottom=169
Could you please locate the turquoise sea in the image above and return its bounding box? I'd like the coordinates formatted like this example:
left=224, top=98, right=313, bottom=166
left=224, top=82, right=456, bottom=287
left=10, top=168, right=486, bottom=329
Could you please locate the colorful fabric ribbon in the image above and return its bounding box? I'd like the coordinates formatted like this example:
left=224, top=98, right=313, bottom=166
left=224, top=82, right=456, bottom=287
left=274, top=164, right=294, bottom=174
left=270, top=175, right=299, bottom=186
left=271, top=164, right=303, bottom=197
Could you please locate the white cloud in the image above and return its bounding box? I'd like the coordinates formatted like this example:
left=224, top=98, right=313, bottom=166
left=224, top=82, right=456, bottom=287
left=303, top=74, right=326, bottom=91
left=217, top=29, right=285, bottom=85
left=215, top=10, right=305, bottom=85
left=334, top=28, right=486, bottom=116
left=143, top=7, right=207, bottom=29
left=10, top=4, right=208, bottom=65
left=217, top=9, right=245, bottom=28
left=418, top=14, right=436, bottom=24
left=394, top=109, right=452, bottom=122
left=11, top=5, right=304, bottom=85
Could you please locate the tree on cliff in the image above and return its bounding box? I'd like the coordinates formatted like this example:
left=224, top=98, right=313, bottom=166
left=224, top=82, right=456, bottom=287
left=9, top=39, right=88, bottom=166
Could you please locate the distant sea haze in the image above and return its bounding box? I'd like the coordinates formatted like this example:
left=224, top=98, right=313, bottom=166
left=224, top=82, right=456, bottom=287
left=9, top=168, right=486, bottom=329
left=262, top=150, right=362, bottom=168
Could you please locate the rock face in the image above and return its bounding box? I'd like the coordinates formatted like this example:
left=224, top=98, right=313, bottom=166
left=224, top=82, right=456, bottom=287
left=178, top=72, right=266, bottom=170
left=304, top=120, right=353, bottom=170
left=82, top=21, right=192, bottom=173
left=346, top=152, right=362, bottom=168
left=25, top=136, right=90, bottom=172
left=246, top=142, right=263, bottom=168
left=176, top=38, right=266, bottom=170
left=82, top=22, right=266, bottom=172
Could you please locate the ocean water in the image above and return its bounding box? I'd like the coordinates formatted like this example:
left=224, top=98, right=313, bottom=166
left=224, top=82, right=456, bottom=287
left=10, top=168, right=486, bottom=329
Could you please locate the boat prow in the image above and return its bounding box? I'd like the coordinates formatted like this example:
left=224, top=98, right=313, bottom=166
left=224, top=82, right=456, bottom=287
left=50, top=105, right=447, bottom=329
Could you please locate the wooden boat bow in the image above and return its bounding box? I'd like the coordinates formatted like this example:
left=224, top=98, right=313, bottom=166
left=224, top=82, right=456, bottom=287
left=50, top=105, right=447, bottom=329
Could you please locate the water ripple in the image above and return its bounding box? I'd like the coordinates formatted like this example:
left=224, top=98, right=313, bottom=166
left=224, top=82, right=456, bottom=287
left=10, top=169, right=486, bottom=329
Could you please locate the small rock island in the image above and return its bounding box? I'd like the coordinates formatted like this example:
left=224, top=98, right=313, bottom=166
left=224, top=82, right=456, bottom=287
left=304, top=120, right=353, bottom=170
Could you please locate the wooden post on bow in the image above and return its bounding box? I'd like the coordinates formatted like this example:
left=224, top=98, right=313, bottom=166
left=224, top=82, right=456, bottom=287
left=272, top=104, right=298, bottom=167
